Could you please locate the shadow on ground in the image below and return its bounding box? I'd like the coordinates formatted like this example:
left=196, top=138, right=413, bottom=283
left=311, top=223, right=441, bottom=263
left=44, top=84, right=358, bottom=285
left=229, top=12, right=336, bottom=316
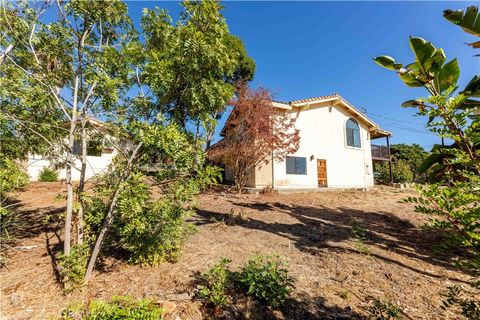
left=196, top=199, right=472, bottom=280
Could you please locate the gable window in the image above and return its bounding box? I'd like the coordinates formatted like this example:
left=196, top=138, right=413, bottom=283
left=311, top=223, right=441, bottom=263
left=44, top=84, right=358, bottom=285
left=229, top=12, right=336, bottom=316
left=346, top=118, right=361, bottom=148
left=286, top=156, right=307, bottom=175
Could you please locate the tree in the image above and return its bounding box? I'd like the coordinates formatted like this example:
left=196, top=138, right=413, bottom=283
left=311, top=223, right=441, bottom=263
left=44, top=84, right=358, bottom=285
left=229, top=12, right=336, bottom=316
left=209, top=83, right=300, bottom=192
left=390, top=143, right=429, bottom=182
left=2, top=0, right=252, bottom=284
left=374, top=159, right=414, bottom=184
left=374, top=31, right=480, bottom=261
left=1, top=0, right=135, bottom=255
left=444, top=6, right=480, bottom=55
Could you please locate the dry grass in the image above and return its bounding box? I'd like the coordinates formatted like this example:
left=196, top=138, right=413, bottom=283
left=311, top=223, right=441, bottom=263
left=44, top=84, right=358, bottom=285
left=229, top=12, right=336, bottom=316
left=0, top=182, right=472, bottom=319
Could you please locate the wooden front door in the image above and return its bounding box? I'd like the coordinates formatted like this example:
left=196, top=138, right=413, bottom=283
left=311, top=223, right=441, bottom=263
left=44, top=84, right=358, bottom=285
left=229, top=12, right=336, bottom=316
left=317, top=159, right=327, bottom=187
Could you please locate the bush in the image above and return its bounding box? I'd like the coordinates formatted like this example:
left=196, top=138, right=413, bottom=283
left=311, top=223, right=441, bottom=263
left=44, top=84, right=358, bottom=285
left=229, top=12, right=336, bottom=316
left=38, top=167, right=59, bottom=182
left=0, top=158, right=29, bottom=198
left=59, top=296, right=164, bottom=319
left=198, top=258, right=232, bottom=307
left=374, top=159, right=413, bottom=184
left=0, top=158, right=28, bottom=267
left=57, top=243, right=89, bottom=292
left=84, top=173, right=194, bottom=265
left=237, top=254, right=294, bottom=308
left=403, top=176, right=480, bottom=254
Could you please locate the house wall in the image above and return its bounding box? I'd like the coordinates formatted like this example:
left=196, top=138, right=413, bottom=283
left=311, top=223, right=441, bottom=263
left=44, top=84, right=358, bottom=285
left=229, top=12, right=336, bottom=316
left=271, top=102, right=374, bottom=189
left=27, top=150, right=117, bottom=181
left=255, top=159, right=273, bottom=187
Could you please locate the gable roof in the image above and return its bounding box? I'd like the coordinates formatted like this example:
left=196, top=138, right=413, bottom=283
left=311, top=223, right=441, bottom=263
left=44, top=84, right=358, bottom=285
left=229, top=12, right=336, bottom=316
left=220, top=93, right=391, bottom=138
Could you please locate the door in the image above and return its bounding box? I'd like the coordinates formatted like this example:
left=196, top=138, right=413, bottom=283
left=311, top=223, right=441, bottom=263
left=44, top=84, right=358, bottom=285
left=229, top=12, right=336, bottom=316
left=317, top=159, right=327, bottom=187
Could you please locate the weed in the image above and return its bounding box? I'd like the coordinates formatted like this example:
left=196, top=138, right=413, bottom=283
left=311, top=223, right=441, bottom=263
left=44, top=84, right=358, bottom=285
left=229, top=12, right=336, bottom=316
left=59, top=296, right=164, bottom=319
left=365, top=297, right=402, bottom=319
left=198, top=258, right=232, bottom=308
left=339, top=289, right=349, bottom=300
left=442, top=284, right=480, bottom=319
left=237, top=254, right=294, bottom=308
left=350, top=219, right=372, bottom=255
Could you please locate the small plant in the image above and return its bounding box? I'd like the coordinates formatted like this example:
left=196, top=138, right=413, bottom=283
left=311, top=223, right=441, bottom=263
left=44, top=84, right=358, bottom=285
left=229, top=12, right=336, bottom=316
left=59, top=296, right=164, bottom=319
left=0, top=158, right=29, bottom=198
left=350, top=219, right=372, bottom=255
left=0, top=206, right=20, bottom=267
left=57, top=243, right=89, bottom=292
left=237, top=254, right=294, bottom=308
left=39, top=167, right=59, bottom=182
left=198, top=258, right=232, bottom=308
left=339, top=289, right=349, bottom=300
left=442, top=284, right=480, bottom=319
left=365, top=297, right=403, bottom=319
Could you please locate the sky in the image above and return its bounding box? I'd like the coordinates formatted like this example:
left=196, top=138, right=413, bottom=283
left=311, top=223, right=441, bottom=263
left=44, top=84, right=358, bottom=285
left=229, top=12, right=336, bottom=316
left=125, top=2, right=478, bottom=149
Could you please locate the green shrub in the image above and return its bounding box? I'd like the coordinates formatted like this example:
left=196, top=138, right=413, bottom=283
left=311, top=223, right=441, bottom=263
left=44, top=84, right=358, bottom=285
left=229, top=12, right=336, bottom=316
left=374, top=159, right=414, bottom=184
left=0, top=158, right=28, bottom=267
left=365, top=298, right=402, bottom=319
left=403, top=177, right=480, bottom=253
left=237, top=254, right=294, bottom=308
left=59, top=296, right=164, bottom=319
left=84, top=173, right=194, bottom=265
left=0, top=158, right=29, bottom=198
left=38, top=167, right=59, bottom=182
left=198, top=258, right=232, bottom=307
left=57, top=243, right=89, bottom=292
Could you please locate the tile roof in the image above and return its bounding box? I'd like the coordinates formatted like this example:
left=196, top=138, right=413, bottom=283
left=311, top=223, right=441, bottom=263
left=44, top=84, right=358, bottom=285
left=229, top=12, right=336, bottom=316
left=289, top=93, right=340, bottom=104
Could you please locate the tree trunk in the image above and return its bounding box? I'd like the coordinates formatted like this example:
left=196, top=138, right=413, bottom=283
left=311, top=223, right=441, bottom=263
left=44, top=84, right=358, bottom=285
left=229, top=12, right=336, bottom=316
left=77, top=119, right=87, bottom=245
left=84, top=142, right=142, bottom=281
left=64, top=75, right=79, bottom=255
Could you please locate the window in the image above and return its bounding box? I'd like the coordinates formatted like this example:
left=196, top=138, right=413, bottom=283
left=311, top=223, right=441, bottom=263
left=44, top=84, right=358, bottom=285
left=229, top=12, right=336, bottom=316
left=286, top=156, right=307, bottom=175
left=346, top=118, right=361, bottom=148
left=73, top=139, right=103, bottom=157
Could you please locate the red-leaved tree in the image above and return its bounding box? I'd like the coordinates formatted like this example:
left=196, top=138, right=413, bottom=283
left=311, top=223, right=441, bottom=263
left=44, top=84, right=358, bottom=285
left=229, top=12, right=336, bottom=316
left=210, top=83, right=300, bottom=192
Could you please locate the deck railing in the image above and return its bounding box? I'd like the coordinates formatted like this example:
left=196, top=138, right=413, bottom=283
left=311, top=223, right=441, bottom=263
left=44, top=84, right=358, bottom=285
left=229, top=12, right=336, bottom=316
left=371, top=144, right=390, bottom=160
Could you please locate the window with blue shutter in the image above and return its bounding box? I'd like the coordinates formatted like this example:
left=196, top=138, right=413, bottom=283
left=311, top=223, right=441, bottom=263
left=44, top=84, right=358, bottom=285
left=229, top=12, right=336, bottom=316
left=286, top=156, right=307, bottom=175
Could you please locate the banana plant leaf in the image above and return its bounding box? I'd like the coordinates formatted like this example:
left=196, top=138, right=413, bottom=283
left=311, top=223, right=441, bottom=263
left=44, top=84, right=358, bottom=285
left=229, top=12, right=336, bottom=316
left=372, top=56, right=402, bottom=70
left=438, top=58, right=460, bottom=92
left=444, top=6, right=480, bottom=37
left=462, top=75, right=480, bottom=97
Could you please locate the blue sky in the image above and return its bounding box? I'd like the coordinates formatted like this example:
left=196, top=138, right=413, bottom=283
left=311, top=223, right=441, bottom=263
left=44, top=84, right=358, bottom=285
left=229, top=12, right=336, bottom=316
left=129, top=1, right=479, bottom=149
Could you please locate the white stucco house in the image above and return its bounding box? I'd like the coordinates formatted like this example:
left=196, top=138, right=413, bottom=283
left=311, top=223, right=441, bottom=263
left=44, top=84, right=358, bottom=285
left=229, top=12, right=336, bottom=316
left=216, top=93, right=392, bottom=191
left=26, top=118, right=126, bottom=181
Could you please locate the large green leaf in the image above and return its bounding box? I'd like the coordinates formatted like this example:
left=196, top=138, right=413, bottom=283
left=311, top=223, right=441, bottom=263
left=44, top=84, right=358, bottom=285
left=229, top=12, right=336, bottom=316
left=462, top=75, right=480, bottom=97
left=409, top=37, right=437, bottom=72
left=444, top=6, right=480, bottom=37
left=398, top=69, right=423, bottom=87
left=438, top=58, right=460, bottom=92
left=373, top=56, right=402, bottom=70
left=401, top=99, right=424, bottom=108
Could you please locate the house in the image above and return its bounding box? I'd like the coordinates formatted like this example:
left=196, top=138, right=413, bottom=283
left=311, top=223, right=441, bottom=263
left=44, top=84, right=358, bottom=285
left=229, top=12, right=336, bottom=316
left=217, top=93, right=392, bottom=190
left=26, top=118, right=128, bottom=181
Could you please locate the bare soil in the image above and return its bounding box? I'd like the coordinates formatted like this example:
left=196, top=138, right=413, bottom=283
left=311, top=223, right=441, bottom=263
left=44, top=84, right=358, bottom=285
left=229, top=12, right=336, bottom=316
left=1, top=182, right=473, bottom=319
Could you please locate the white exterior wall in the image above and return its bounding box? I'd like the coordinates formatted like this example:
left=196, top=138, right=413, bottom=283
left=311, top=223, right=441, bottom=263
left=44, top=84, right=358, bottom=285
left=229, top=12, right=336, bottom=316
left=27, top=150, right=117, bottom=181
left=272, top=103, right=374, bottom=189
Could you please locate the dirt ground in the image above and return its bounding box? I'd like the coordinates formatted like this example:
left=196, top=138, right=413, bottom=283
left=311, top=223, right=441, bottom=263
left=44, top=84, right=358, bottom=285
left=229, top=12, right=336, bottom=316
left=0, top=182, right=474, bottom=319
